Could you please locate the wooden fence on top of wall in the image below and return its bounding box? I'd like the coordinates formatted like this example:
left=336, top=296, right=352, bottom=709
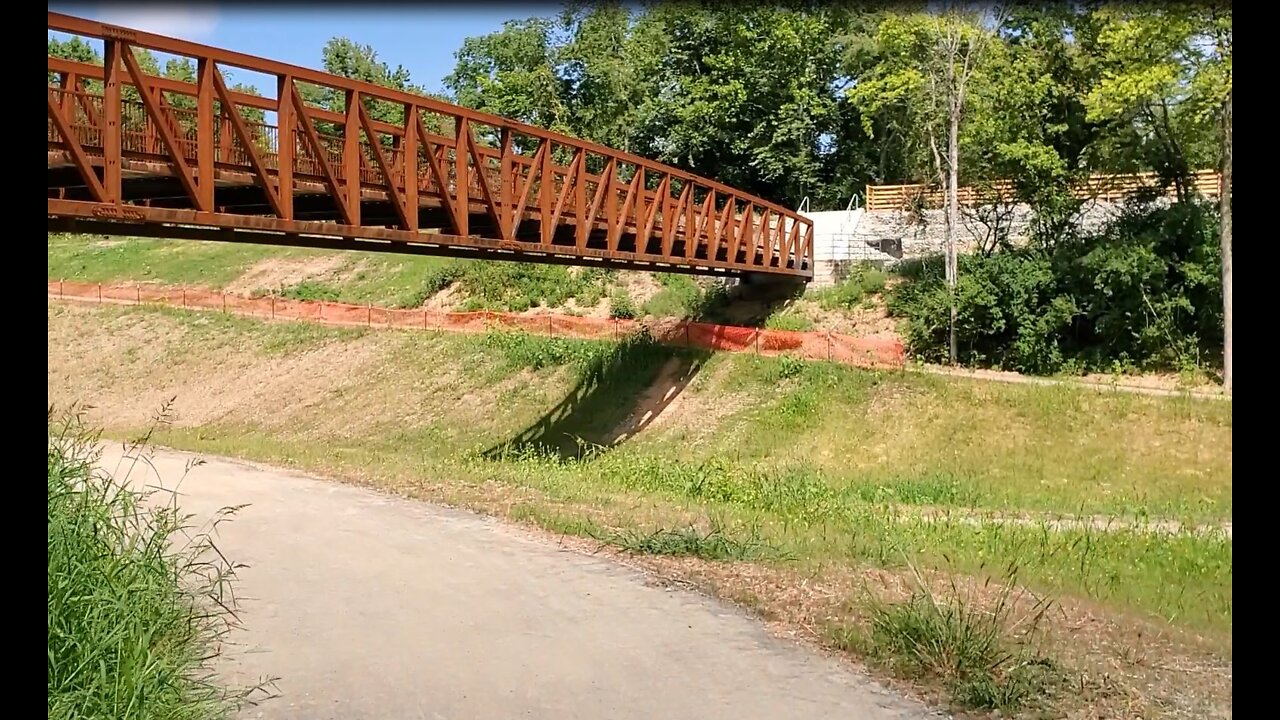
left=864, top=170, right=1222, bottom=212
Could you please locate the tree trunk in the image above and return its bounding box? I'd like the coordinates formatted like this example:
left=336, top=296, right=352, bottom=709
left=946, top=102, right=960, bottom=366
left=1220, top=89, right=1232, bottom=394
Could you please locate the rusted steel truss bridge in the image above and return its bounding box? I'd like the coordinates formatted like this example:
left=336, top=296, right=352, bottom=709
left=47, top=12, right=814, bottom=280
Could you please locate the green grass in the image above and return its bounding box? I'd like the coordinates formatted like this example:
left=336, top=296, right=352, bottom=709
left=49, top=233, right=631, bottom=314
left=47, top=409, right=264, bottom=719
left=808, top=262, right=889, bottom=310
left=829, top=565, right=1058, bottom=712
left=48, top=233, right=288, bottom=287
left=280, top=280, right=341, bottom=302
left=47, top=232, right=465, bottom=308
left=641, top=274, right=704, bottom=317
left=604, top=524, right=786, bottom=561
left=763, top=308, right=815, bottom=331
left=48, top=303, right=1233, bottom=637
left=455, top=263, right=613, bottom=312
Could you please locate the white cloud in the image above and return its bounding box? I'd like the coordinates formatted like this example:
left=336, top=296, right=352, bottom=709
left=95, top=4, right=220, bottom=41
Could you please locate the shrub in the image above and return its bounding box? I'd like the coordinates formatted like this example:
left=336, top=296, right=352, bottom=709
left=642, top=274, right=703, bottom=318
left=888, top=199, right=1223, bottom=374
left=763, top=310, right=814, bottom=331
left=811, top=263, right=889, bottom=310
left=609, top=289, right=637, bottom=319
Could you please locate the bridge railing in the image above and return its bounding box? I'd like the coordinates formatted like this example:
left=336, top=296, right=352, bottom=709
left=47, top=12, right=813, bottom=278
left=864, top=170, right=1223, bottom=212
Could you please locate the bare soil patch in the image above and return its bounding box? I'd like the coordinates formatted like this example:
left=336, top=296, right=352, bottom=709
left=616, top=271, right=664, bottom=306
left=224, top=255, right=351, bottom=295
left=424, top=283, right=467, bottom=310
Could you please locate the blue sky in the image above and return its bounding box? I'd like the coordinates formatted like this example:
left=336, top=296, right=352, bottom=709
left=49, top=3, right=562, bottom=95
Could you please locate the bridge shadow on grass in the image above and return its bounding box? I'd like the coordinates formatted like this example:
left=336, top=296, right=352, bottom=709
left=484, top=331, right=711, bottom=462
left=697, top=276, right=808, bottom=328
left=483, top=276, right=805, bottom=463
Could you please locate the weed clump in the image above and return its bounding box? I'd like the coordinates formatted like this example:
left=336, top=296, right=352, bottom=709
left=605, top=523, right=787, bottom=561
left=47, top=406, right=271, bottom=719
left=609, top=289, right=638, bottom=319
left=832, top=564, right=1059, bottom=712
left=810, top=263, right=889, bottom=310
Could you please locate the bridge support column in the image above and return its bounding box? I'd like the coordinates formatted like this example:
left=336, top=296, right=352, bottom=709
left=741, top=272, right=806, bottom=292
left=734, top=272, right=807, bottom=307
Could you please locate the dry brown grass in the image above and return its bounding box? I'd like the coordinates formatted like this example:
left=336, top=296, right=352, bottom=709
left=223, top=255, right=353, bottom=295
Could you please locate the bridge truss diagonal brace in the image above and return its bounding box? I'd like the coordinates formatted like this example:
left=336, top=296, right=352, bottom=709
left=46, top=91, right=108, bottom=203
left=289, top=81, right=355, bottom=226
left=118, top=44, right=206, bottom=211
left=356, top=98, right=412, bottom=232
left=208, top=62, right=287, bottom=218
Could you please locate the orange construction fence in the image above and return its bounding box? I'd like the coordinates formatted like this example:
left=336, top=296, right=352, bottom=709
left=47, top=280, right=906, bottom=370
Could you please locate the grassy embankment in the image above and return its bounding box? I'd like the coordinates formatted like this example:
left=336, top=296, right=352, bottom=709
left=48, top=297, right=1231, bottom=718
left=47, top=232, right=895, bottom=330
left=49, top=233, right=701, bottom=316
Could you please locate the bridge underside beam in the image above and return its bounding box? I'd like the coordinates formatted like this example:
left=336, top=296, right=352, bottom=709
left=47, top=200, right=772, bottom=279
left=48, top=217, right=741, bottom=278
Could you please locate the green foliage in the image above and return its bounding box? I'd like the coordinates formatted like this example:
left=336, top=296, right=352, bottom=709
left=1082, top=5, right=1231, bottom=183
left=444, top=4, right=867, bottom=206
left=48, top=409, right=263, bottom=719
left=641, top=273, right=703, bottom=318
left=809, top=263, right=889, bottom=310
left=446, top=17, right=573, bottom=135
left=769, top=355, right=807, bottom=382
left=47, top=36, right=263, bottom=129
left=763, top=310, right=814, bottom=332
left=281, top=280, right=341, bottom=302
left=831, top=567, right=1058, bottom=711
left=608, top=289, right=637, bottom=319
left=457, top=264, right=611, bottom=312
left=889, top=200, right=1223, bottom=374
left=48, top=36, right=97, bottom=84
left=297, top=37, right=440, bottom=135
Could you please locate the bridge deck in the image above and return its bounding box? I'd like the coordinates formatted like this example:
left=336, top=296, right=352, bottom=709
left=47, top=12, right=813, bottom=279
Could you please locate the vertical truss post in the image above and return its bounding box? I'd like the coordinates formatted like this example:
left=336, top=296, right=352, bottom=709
left=276, top=74, right=294, bottom=220
left=102, top=39, right=122, bottom=203
left=404, top=104, right=419, bottom=232
left=455, top=117, right=470, bottom=237
left=540, top=139, right=554, bottom=244
left=196, top=59, right=215, bottom=212
left=343, top=90, right=362, bottom=225
left=574, top=151, right=587, bottom=248
left=499, top=128, right=512, bottom=232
